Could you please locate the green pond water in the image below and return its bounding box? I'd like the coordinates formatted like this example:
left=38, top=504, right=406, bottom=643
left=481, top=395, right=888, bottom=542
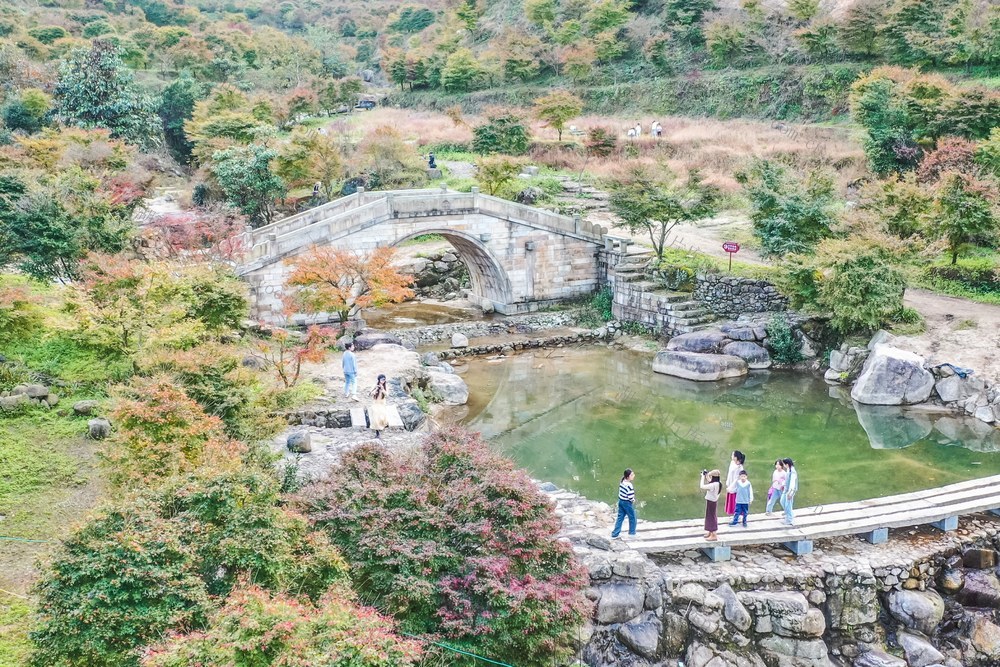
left=458, top=347, right=1000, bottom=521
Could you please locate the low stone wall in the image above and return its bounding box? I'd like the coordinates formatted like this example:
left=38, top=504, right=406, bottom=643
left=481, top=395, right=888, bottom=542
left=387, top=311, right=581, bottom=347
left=435, top=329, right=612, bottom=360
left=694, top=274, right=789, bottom=318
left=544, top=483, right=1000, bottom=667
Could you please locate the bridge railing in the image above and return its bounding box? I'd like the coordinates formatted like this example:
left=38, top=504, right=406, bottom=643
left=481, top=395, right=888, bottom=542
left=242, top=188, right=609, bottom=268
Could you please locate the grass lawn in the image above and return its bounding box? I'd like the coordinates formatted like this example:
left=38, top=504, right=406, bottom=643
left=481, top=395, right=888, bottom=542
left=914, top=249, right=1000, bottom=306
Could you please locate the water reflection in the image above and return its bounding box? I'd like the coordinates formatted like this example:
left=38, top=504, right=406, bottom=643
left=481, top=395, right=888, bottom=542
left=460, top=347, right=1000, bottom=520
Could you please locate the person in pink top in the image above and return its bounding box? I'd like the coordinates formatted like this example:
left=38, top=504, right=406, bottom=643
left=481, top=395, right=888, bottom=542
left=765, top=459, right=786, bottom=515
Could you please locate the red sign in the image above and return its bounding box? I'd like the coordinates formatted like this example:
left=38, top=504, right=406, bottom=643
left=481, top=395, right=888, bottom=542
left=723, top=242, right=740, bottom=253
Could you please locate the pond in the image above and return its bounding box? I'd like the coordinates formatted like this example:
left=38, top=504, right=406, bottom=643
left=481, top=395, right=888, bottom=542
left=458, top=347, right=1000, bottom=522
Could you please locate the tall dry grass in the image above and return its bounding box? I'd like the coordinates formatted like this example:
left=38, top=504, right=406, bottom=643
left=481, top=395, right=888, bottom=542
left=338, top=108, right=866, bottom=193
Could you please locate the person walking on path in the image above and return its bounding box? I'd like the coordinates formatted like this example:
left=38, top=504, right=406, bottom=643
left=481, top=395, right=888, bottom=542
left=701, top=469, right=722, bottom=541
left=781, top=458, right=798, bottom=525
left=367, top=373, right=390, bottom=439
left=725, top=450, right=745, bottom=515
left=611, top=469, right=637, bottom=540
left=342, top=342, right=359, bottom=401
left=729, top=469, right=754, bottom=527
left=766, top=459, right=786, bottom=515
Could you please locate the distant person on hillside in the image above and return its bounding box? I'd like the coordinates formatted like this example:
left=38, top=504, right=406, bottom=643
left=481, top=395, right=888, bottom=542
left=653, top=121, right=663, bottom=138
left=427, top=152, right=437, bottom=169
left=766, top=459, right=786, bottom=515
left=729, top=469, right=754, bottom=528
left=725, top=450, right=745, bottom=515
left=368, top=373, right=390, bottom=439
left=634, top=121, right=642, bottom=137
left=611, top=468, right=637, bottom=540
left=627, top=127, right=636, bottom=139
left=342, top=342, right=358, bottom=402
left=700, top=469, right=722, bottom=541
left=781, top=458, right=798, bottom=525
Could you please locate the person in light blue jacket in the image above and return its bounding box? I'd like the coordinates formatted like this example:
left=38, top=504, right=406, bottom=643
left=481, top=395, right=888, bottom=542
left=781, top=458, right=798, bottom=525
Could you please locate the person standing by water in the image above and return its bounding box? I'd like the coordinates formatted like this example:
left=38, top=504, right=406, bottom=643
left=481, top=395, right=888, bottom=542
left=611, top=469, right=637, bottom=540
left=766, top=459, right=786, bottom=515
left=342, top=342, right=359, bottom=401
left=725, top=450, right=745, bottom=516
left=781, top=458, right=798, bottom=525
left=729, top=469, right=754, bottom=528
left=368, top=374, right=390, bottom=439
left=701, top=469, right=722, bottom=541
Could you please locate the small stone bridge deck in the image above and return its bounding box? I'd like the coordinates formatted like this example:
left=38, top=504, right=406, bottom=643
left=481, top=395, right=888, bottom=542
left=613, top=475, right=1000, bottom=562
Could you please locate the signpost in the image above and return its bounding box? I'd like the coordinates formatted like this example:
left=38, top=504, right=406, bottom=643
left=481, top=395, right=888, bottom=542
left=722, top=241, right=740, bottom=271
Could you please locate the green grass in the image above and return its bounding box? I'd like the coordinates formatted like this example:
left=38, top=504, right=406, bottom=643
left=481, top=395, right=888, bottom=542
left=657, top=246, right=782, bottom=282
left=913, top=249, right=1000, bottom=306
left=0, top=598, right=33, bottom=667
left=4, top=335, right=132, bottom=387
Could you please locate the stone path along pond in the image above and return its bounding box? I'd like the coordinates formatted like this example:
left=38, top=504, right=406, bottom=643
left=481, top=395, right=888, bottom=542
left=454, top=346, right=1000, bottom=522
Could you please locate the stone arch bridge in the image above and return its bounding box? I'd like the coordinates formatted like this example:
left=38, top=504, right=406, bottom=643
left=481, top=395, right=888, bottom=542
left=237, top=187, right=616, bottom=322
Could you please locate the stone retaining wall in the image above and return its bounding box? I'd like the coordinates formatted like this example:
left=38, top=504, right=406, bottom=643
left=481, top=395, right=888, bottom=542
left=434, top=329, right=612, bottom=360
left=694, top=274, right=789, bottom=318
left=544, top=483, right=1000, bottom=667
left=387, top=311, right=581, bottom=346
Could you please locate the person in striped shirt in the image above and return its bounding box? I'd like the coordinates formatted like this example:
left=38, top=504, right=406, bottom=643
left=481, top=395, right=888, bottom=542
left=611, top=468, right=637, bottom=540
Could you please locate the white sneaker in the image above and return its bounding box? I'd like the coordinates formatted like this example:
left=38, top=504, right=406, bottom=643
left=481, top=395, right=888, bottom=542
left=351, top=395, right=360, bottom=402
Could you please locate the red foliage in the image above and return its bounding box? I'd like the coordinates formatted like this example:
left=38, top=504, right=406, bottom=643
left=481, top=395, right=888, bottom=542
left=917, top=136, right=979, bottom=183
left=143, top=209, right=247, bottom=262
left=297, top=426, right=592, bottom=665
left=250, top=324, right=336, bottom=387
left=100, top=173, right=149, bottom=207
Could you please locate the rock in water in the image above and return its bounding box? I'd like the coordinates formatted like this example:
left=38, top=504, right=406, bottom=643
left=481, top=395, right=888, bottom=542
left=88, top=418, right=112, bottom=440
left=425, top=368, right=469, bottom=405
left=287, top=431, right=312, bottom=453
left=722, top=341, right=772, bottom=369
left=420, top=351, right=440, bottom=367
left=853, top=404, right=933, bottom=449
left=851, top=345, right=935, bottom=405
left=665, top=330, right=731, bottom=354
left=652, top=351, right=748, bottom=381
left=898, top=630, right=945, bottom=667
left=451, top=332, right=469, bottom=348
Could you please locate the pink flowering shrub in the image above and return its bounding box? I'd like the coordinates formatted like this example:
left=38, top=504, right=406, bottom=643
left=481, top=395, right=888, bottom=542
left=143, top=583, right=421, bottom=667
left=298, top=426, right=592, bottom=666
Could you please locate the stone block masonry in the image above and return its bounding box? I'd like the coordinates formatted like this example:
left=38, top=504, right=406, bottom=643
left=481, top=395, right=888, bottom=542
left=694, top=274, right=789, bottom=318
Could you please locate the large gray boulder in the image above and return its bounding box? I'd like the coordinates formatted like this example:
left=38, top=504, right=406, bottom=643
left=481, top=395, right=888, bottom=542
left=851, top=346, right=935, bottom=405
left=757, top=635, right=835, bottom=667
left=88, top=418, right=112, bottom=440
left=715, top=583, right=752, bottom=632
left=652, top=351, right=748, bottom=382
left=73, top=399, right=99, bottom=416
left=898, top=630, right=945, bottom=667
left=352, top=330, right=403, bottom=351
left=396, top=399, right=426, bottom=431
left=286, top=431, right=312, bottom=453
left=594, top=582, right=645, bottom=624
left=935, top=375, right=974, bottom=403
left=853, top=404, right=933, bottom=449
left=451, top=332, right=469, bottom=348
left=887, top=589, right=944, bottom=636
left=970, top=612, right=1000, bottom=660
left=424, top=368, right=469, bottom=405
left=617, top=617, right=662, bottom=660
left=722, top=341, right=772, bottom=369
left=854, top=650, right=907, bottom=667
left=665, top=330, right=731, bottom=354
left=0, top=394, right=27, bottom=411
left=957, top=570, right=1000, bottom=608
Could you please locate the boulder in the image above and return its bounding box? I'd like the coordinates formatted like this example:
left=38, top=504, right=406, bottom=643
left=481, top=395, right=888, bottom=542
left=757, top=635, right=836, bottom=667
left=964, top=548, right=997, bottom=570
left=675, top=582, right=708, bottom=606
left=88, top=418, right=112, bottom=440
left=887, top=589, right=944, bottom=636
left=352, top=331, right=403, bottom=351
left=420, top=351, right=440, bottom=367
left=825, top=583, right=879, bottom=629
left=665, top=330, right=731, bottom=354
left=867, top=330, right=896, bottom=350
left=12, top=383, right=48, bottom=398
left=721, top=326, right=758, bottom=341
left=898, top=631, right=945, bottom=667
left=854, top=650, right=906, bottom=667
left=617, top=617, right=662, bottom=660
left=851, top=346, right=935, bottom=405
left=686, top=641, right=767, bottom=667
left=396, top=399, right=426, bottom=431
left=722, top=341, right=772, bottom=369
left=286, top=431, right=312, bottom=453
left=45, top=393, right=59, bottom=408
left=652, top=351, right=748, bottom=382
left=594, top=583, right=645, bottom=624
left=938, top=568, right=964, bottom=593
left=970, top=612, right=1000, bottom=659
left=935, top=375, right=974, bottom=403
left=957, top=570, right=1000, bottom=608
left=715, top=583, right=752, bottom=632
left=424, top=368, right=469, bottom=405
left=451, top=332, right=469, bottom=348
left=0, top=394, right=27, bottom=411
left=853, top=404, right=933, bottom=449
left=660, top=612, right=689, bottom=657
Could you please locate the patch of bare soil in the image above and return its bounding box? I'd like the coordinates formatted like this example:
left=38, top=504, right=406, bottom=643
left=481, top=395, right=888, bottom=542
left=896, top=288, right=1000, bottom=384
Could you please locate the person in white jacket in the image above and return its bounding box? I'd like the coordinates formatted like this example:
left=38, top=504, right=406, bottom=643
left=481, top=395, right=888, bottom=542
left=781, top=458, right=799, bottom=525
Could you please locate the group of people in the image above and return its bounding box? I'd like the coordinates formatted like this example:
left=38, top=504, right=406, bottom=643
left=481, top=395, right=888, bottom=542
left=610, top=451, right=800, bottom=543
left=626, top=120, right=663, bottom=139
left=341, top=342, right=391, bottom=438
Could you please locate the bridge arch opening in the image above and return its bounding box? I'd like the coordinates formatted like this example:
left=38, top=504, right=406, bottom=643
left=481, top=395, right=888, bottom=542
left=394, top=229, right=512, bottom=311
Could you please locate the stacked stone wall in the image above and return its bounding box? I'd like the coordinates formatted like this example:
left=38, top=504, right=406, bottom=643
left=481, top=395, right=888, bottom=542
left=694, top=274, right=789, bottom=318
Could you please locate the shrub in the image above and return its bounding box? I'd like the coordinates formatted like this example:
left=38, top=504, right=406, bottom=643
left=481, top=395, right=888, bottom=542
left=472, top=113, right=530, bottom=155
left=916, top=137, right=978, bottom=183
left=586, top=126, right=617, bottom=157
left=766, top=313, right=803, bottom=364
left=143, top=584, right=421, bottom=667
left=32, top=472, right=345, bottom=667
left=576, top=287, right=613, bottom=327
left=736, top=160, right=837, bottom=257
left=299, top=427, right=591, bottom=666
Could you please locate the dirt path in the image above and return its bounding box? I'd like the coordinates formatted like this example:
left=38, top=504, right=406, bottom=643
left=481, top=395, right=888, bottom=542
left=895, top=288, right=1000, bottom=384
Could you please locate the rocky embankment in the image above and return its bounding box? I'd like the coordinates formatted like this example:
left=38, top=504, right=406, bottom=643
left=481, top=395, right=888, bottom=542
left=543, top=484, right=1000, bottom=667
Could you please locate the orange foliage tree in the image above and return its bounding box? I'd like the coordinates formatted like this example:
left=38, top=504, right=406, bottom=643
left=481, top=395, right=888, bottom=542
left=286, top=246, right=414, bottom=323
left=250, top=325, right=335, bottom=388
